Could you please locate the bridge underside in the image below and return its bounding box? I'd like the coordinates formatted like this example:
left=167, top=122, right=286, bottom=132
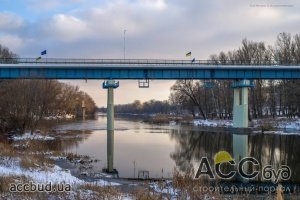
left=0, top=64, right=299, bottom=79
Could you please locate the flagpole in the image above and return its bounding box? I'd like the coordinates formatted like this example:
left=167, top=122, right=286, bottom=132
left=123, top=29, right=126, bottom=60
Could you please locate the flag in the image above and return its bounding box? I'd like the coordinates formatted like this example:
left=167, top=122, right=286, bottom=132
left=186, top=51, right=191, bottom=57
left=36, top=56, right=41, bottom=61
left=41, top=50, right=47, bottom=55
left=191, top=58, right=195, bottom=63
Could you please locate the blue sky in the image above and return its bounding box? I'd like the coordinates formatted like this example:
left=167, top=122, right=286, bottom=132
left=0, top=0, right=299, bottom=106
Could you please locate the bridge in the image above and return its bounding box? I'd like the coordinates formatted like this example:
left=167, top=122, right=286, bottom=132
left=0, top=58, right=299, bottom=79
left=2, top=58, right=300, bottom=175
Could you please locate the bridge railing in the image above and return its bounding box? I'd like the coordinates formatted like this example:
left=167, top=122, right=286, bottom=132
left=0, top=58, right=299, bottom=65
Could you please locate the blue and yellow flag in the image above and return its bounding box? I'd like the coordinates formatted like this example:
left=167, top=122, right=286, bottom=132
left=186, top=51, right=191, bottom=57
left=41, top=50, right=47, bottom=55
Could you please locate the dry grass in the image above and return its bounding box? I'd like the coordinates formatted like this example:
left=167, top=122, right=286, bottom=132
left=172, top=169, right=221, bottom=199
left=259, top=123, right=275, bottom=132
left=65, top=152, right=89, bottom=162
left=0, top=141, right=16, bottom=157
left=77, top=184, right=122, bottom=199
left=14, top=140, right=55, bottom=170
left=19, top=154, right=54, bottom=170
left=131, top=187, right=163, bottom=200
left=0, top=139, right=57, bottom=171
left=142, top=114, right=170, bottom=124
left=0, top=175, right=30, bottom=193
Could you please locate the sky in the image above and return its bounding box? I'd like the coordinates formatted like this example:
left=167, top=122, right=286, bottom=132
left=0, top=0, right=299, bottom=106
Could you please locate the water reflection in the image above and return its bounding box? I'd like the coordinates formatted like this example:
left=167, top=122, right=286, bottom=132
left=57, top=117, right=176, bottom=178
left=53, top=117, right=300, bottom=182
left=170, top=129, right=300, bottom=183
left=170, top=129, right=232, bottom=172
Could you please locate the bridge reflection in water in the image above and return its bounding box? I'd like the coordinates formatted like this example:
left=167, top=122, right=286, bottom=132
left=170, top=128, right=300, bottom=183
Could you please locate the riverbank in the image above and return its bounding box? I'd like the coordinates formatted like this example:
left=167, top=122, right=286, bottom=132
left=192, top=117, right=300, bottom=133
left=0, top=129, right=187, bottom=199
left=131, top=113, right=300, bottom=132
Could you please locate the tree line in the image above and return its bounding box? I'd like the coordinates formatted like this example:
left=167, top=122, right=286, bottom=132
left=99, top=99, right=177, bottom=115
left=0, top=44, right=96, bottom=134
left=170, top=32, right=300, bottom=119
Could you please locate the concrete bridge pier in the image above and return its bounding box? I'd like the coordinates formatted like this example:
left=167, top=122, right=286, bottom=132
left=102, top=80, right=119, bottom=174
left=82, top=100, right=86, bottom=120
left=232, top=80, right=253, bottom=174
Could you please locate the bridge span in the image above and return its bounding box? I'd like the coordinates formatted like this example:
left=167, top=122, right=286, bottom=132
left=0, top=58, right=299, bottom=79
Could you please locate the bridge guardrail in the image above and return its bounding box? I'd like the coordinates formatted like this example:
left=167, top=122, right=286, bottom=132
left=0, top=58, right=299, bottom=66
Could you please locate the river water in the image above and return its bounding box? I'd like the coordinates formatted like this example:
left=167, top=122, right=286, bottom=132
left=55, top=116, right=300, bottom=182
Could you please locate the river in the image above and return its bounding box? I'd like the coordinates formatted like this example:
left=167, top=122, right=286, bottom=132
left=54, top=115, right=300, bottom=183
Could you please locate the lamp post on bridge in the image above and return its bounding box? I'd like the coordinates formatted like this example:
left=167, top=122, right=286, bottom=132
left=102, top=80, right=119, bottom=174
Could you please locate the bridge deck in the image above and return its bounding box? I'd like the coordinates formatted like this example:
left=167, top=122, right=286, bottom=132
left=0, top=58, right=299, bottom=79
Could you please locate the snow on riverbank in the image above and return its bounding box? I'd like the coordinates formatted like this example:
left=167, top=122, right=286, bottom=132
left=44, top=114, right=75, bottom=120
left=11, top=132, right=55, bottom=141
left=150, top=181, right=179, bottom=198
left=252, top=130, right=300, bottom=135
left=0, top=156, right=82, bottom=184
left=0, top=156, right=120, bottom=186
left=278, top=119, right=300, bottom=130
left=193, top=119, right=233, bottom=127
left=193, top=118, right=300, bottom=131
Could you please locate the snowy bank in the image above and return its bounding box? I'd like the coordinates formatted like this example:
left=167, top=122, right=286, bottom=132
left=252, top=130, right=300, bottom=135
left=278, top=119, right=300, bottom=130
left=193, top=118, right=300, bottom=131
left=11, top=132, right=55, bottom=141
left=193, top=119, right=232, bottom=127
left=0, top=156, right=120, bottom=186
left=0, top=156, right=83, bottom=185
left=44, top=114, right=75, bottom=120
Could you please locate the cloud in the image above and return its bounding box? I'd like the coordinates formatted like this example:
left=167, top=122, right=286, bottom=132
left=5, top=1, right=299, bottom=59
left=43, top=14, right=92, bottom=43
left=0, top=12, right=24, bottom=32
left=0, top=0, right=299, bottom=105
left=135, top=0, right=167, bottom=11
left=0, top=35, right=23, bottom=52
left=1, top=1, right=299, bottom=57
left=26, top=0, right=87, bottom=12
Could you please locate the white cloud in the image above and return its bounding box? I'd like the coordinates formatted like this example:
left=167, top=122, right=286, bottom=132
left=26, top=0, right=86, bottom=12
left=0, top=12, right=24, bottom=32
left=0, top=34, right=23, bottom=52
left=44, top=14, right=92, bottom=42
left=137, top=0, right=167, bottom=10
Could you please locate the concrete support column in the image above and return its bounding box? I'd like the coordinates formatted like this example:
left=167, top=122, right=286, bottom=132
left=82, top=100, right=86, bottom=120
left=232, top=80, right=251, bottom=167
left=233, top=87, right=248, bottom=128
left=107, top=86, right=114, bottom=172
left=102, top=80, right=119, bottom=173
